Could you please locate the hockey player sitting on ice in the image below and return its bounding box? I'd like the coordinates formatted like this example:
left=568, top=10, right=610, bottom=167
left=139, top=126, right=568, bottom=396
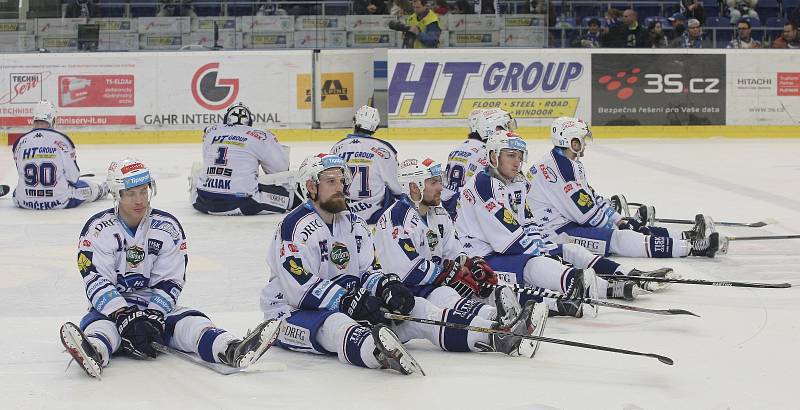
left=526, top=117, right=719, bottom=283
left=330, top=105, right=403, bottom=224
left=259, top=154, right=540, bottom=376
left=191, top=102, right=302, bottom=215
left=60, top=158, right=280, bottom=379
left=12, top=101, right=108, bottom=210
left=373, top=157, right=548, bottom=357
left=456, top=131, right=664, bottom=317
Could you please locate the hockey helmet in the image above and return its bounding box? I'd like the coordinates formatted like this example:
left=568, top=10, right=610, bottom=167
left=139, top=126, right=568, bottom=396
left=32, top=101, right=57, bottom=127
left=107, top=158, right=156, bottom=200
left=353, top=105, right=380, bottom=133
left=486, top=130, right=528, bottom=169
left=224, top=102, right=254, bottom=126
left=298, top=153, right=353, bottom=199
left=467, top=109, right=485, bottom=133
left=551, top=117, right=592, bottom=156
left=474, top=108, right=516, bottom=142
left=397, top=157, right=443, bottom=199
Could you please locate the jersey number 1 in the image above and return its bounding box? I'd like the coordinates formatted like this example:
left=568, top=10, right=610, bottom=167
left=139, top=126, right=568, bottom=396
left=214, top=147, right=228, bottom=166
left=346, top=165, right=371, bottom=198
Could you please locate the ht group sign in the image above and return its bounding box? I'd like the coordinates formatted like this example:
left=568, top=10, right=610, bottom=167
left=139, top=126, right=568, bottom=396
left=387, top=49, right=591, bottom=127
left=591, top=53, right=726, bottom=126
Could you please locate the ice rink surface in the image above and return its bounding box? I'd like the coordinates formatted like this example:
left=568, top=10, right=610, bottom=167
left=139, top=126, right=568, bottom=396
left=0, top=137, right=798, bottom=409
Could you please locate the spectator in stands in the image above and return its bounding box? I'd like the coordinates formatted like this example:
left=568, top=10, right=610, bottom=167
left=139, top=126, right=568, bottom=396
left=620, top=9, right=650, bottom=47
left=157, top=0, right=197, bottom=17
left=670, top=18, right=712, bottom=47
left=255, top=0, right=287, bottom=15
left=451, top=0, right=472, bottom=14
left=727, top=19, right=762, bottom=48
left=600, top=8, right=625, bottom=47
left=790, top=8, right=800, bottom=29
left=680, top=0, right=705, bottom=25
left=574, top=18, right=601, bottom=48
left=392, top=0, right=441, bottom=48
left=726, top=0, right=759, bottom=25
left=648, top=20, right=669, bottom=48
left=772, top=22, right=800, bottom=48
left=667, top=12, right=687, bottom=40
left=64, top=0, right=99, bottom=18
left=355, top=0, right=388, bottom=15
left=433, top=0, right=450, bottom=15
left=390, top=0, right=413, bottom=16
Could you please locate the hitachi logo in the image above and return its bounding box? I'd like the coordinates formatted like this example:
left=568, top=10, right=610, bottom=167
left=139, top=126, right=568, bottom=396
left=738, top=78, right=771, bottom=86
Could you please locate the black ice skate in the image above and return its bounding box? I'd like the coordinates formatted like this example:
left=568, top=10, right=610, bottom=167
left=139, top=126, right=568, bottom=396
left=60, top=322, right=103, bottom=379
left=610, top=194, right=630, bottom=217
left=517, top=302, right=549, bottom=358
left=606, top=281, right=642, bottom=301
left=372, top=324, right=425, bottom=375
left=493, top=285, right=521, bottom=327
left=682, top=214, right=714, bottom=241
left=628, top=267, right=680, bottom=292
left=219, top=319, right=281, bottom=368
left=485, top=300, right=538, bottom=356
left=550, top=269, right=590, bottom=318
left=689, top=232, right=720, bottom=258
left=634, top=205, right=656, bottom=227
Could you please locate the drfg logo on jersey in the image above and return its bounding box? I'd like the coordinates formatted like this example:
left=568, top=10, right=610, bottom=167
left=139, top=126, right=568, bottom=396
left=591, top=54, right=726, bottom=126
left=387, top=58, right=585, bottom=121
left=191, top=63, right=239, bottom=110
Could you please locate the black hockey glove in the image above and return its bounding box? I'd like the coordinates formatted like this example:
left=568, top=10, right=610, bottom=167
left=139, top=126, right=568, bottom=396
left=339, top=287, right=388, bottom=326
left=376, top=274, right=415, bottom=315
left=112, top=307, right=165, bottom=359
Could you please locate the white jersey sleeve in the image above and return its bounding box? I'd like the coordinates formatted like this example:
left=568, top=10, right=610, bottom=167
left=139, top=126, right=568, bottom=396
left=455, top=171, right=547, bottom=257
left=528, top=148, right=622, bottom=233
left=330, top=134, right=402, bottom=224
left=12, top=128, right=81, bottom=209
left=198, top=124, right=289, bottom=198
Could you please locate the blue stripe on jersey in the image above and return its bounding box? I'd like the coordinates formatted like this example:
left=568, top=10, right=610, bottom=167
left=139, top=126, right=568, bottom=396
left=280, top=202, right=316, bottom=241
left=153, top=280, right=182, bottom=304
left=198, top=328, right=226, bottom=363
left=79, top=208, right=115, bottom=237
left=441, top=309, right=472, bottom=352
left=474, top=172, right=495, bottom=203
left=551, top=148, right=576, bottom=182
left=484, top=253, right=533, bottom=284
left=93, top=289, right=122, bottom=312
left=390, top=197, right=412, bottom=227
left=151, top=209, right=187, bottom=240
left=87, top=281, right=113, bottom=302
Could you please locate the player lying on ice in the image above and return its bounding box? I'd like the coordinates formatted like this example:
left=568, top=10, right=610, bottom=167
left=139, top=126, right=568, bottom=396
left=60, top=158, right=280, bottom=379
left=455, top=131, right=673, bottom=317
left=260, top=154, right=546, bottom=376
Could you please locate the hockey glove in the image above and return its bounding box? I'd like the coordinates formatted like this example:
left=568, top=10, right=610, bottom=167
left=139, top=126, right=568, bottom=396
left=339, top=287, right=387, bottom=326
left=112, top=307, right=165, bottom=359
left=436, top=255, right=480, bottom=298
left=618, top=217, right=651, bottom=235
left=464, top=256, right=498, bottom=298
left=376, top=274, right=415, bottom=315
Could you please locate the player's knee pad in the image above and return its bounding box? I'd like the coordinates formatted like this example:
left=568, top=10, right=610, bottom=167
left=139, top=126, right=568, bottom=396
left=560, top=242, right=602, bottom=269
left=82, top=319, right=119, bottom=362
left=523, top=255, right=572, bottom=292
left=425, top=285, right=464, bottom=310
left=73, top=180, right=104, bottom=202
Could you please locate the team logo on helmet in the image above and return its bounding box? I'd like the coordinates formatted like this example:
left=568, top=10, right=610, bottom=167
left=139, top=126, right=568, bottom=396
left=191, top=63, right=239, bottom=110
left=330, top=242, right=351, bottom=269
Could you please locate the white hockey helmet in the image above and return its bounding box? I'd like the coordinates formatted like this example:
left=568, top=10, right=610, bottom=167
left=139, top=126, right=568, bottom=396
left=353, top=105, right=380, bottom=133
left=397, top=157, right=443, bottom=199
left=106, top=158, right=157, bottom=200
left=223, top=102, right=254, bottom=126
left=467, top=108, right=485, bottom=133
left=486, top=130, right=528, bottom=169
left=32, top=100, right=57, bottom=127
left=551, top=116, right=592, bottom=156
left=475, top=108, right=516, bottom=142
left=298, top=153, right=353, bottom=199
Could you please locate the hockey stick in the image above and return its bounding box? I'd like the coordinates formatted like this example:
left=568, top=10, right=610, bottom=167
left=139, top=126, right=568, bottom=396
left=626, top=203, right=773, bottom=227
left=599, top=274, right=791, bottom=289
left=385, top=312, right=674, bottom=365
left=725, top=234, right=800, bottom=241
left=490, top=284, right=699, bottom=317
left=79, top=173, right=95, bottom=178
left=0, top=184, right=9, bottom=197
left=151, top=343, right=245, bottom=375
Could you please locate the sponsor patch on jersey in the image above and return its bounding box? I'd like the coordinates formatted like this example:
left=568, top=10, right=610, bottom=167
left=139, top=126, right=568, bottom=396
left=462, top=189, right=476, bottom=204
left=126, top=245, right=145, bottom=268
left=539, top=164, right=558, bottom=183
left=330, top=242, right=351, bottom=270
left=425, top=229, right=439, bottom=252
left=495, top=207, right=519, bottom=232
left=570, top=189, right=595, bottom=214
left=77, top=251, right=95, bottom=277
left=398, top=238, right=419, bottom=260
left=148, top=239, right=163, bottom=255
left=151, top=220, right=181, bottom=242
left=283, top=256, right=312, bottom=285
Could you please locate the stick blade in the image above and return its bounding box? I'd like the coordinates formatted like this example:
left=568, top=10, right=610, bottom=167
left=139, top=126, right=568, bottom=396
left=656, top=355, right=674, bottom=365
left=668, top=309, right=700, bottom=317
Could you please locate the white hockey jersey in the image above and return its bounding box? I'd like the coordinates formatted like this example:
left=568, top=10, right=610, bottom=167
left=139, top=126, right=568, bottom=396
left=373, top=197, right=461, bottom=294
left=527, top=148, right=622, bottom=236
left=77, top=208, right=188, bottom=317
left=455, top=170, right=551, bottom=258
left=442, top=137, right=488, bottom=203
left=260, top=202, right=386, bottom=320
left=197, top=124, right=289, bottom=199
left=12, top=128, right=81, bottom=210
left=330, top=133, right=403, bottom=224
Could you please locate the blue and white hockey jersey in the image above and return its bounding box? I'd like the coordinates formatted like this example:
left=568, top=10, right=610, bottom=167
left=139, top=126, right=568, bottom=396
left=455, top=170, right=551, bottom=258
left=373, top=197, right=461, bottom=296
left=527, top=148, right=622, bottom=236
left=260, top=202, right=387, bottom=320
left=77, top=208, right=188, bottom=317
left=441, top=138, right=488, bottom=215
left=12, top=128, right=81, bottom=210
left=330, top=133, right=402, bottom=224
left=196, top=124, right=289, bottom=199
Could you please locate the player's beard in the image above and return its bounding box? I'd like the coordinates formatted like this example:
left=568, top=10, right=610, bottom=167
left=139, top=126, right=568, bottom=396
left=319, top=193, right=348, bottom=213
left=421, top=193, right=441, bottom=207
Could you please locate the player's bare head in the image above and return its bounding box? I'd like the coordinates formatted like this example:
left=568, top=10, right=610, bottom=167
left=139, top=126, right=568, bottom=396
left=398, top=158, right=443, bottom=206
left=486, top=131, right=527, bottom=180
left=551, top=117, right=592, bottom=158
left=299, top=154, right=351, bottom=212
left=32, top=100, right=57, bottom=128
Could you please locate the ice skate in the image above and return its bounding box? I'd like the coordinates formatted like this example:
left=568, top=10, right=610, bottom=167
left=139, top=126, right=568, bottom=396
left=610, top=194, right=629, bottom=217
left=517, top=302, right=549, bottom=358
left=628, top=267, right=680, bottom=291
left=373, top=324, right=425, bottom=375
left=493, top=285, right=521, bottom=327
left=219, top=319, right=281, bottom=368
left=60, top=322, right=103, bottom=379
left=485, top=300, right=537, bottom=356
left=689, top=232, right=720, bottom=258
